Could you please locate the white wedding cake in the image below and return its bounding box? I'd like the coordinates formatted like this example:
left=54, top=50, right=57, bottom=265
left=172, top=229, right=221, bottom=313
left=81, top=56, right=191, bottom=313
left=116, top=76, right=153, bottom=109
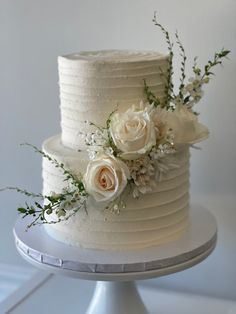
left=42, top=50, right=191, bottom=250
left=2, top=17, right=228, bottom=253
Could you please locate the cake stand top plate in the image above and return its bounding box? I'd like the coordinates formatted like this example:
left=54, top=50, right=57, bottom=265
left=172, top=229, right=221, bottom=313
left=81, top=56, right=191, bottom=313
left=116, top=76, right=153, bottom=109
left=13, top=205, right=217, bottom=281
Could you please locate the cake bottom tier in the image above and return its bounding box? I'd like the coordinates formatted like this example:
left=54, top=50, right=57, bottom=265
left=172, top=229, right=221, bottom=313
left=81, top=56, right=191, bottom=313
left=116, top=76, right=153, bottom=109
left=42, top=135, right=190, bottom=250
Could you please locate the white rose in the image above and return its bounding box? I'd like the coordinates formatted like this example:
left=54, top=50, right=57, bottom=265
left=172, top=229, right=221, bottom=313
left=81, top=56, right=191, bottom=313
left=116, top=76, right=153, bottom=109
left=166, top=105, right=209, bottom=144
left=84, top=155, right=130, bottom=202
left=109, top=107, right=156, bottom=160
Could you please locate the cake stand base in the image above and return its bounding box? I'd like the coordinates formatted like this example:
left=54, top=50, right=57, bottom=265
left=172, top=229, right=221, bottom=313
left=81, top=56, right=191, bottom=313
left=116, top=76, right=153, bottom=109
left=86, top=281, right=148, bottom=314
left=13, top=205, right=217, bottom=314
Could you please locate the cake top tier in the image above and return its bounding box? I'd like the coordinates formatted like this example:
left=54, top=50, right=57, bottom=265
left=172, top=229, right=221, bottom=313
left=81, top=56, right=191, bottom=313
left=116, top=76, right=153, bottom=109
left=58, top=50, right=168, bottom=65
left=58, top=50, right=169, bottom=150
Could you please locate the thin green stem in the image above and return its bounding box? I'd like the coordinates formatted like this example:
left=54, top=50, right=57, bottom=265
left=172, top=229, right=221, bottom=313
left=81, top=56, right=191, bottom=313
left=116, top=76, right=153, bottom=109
left=175, top=31, right=186, bottom=99
left=153, top=12, right=174, bottom=106
left=0, top=186, right=43, bottom=198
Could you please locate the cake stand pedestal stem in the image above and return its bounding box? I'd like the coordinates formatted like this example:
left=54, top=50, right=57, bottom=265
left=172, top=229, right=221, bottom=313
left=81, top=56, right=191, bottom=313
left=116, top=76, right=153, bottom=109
left=86, top=281, right=148, bottom=314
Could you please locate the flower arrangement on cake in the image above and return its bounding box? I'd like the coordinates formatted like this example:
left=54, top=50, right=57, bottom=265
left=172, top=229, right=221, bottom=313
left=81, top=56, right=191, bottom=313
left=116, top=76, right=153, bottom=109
left=1, top=14, right=230, bottom=231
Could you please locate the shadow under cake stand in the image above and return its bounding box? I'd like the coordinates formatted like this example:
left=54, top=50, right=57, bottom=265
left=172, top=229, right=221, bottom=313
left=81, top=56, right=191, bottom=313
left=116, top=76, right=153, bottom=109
left=13, top=205, right=217, bottom=314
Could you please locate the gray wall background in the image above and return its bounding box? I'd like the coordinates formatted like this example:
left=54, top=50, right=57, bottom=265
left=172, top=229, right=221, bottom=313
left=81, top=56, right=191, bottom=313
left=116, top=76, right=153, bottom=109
left=1, top=0, right=236, bottom=301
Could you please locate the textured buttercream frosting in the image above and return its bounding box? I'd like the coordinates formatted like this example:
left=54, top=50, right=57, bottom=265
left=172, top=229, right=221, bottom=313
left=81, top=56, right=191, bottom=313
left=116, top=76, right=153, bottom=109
left=58, top=50, right=169, bottom=150
left=43, top=135, right=190, bottom=250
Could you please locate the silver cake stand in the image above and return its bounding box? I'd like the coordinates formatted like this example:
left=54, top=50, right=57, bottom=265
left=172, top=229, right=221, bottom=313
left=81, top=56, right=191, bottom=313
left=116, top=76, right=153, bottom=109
left=13, top=205, right=217, bottom=314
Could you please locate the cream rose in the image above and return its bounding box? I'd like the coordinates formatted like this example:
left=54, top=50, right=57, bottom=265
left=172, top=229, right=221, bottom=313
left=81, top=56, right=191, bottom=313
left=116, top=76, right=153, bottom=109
left=166, top=105, right=209, bottom=144
left=109, top=107, right=156, bottom=160
left=83, top=155, right=130, bottom=202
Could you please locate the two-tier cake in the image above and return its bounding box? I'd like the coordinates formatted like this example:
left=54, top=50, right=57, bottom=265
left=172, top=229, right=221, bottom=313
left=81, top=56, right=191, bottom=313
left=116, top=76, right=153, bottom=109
left=42, top=51, right=192, bottom=250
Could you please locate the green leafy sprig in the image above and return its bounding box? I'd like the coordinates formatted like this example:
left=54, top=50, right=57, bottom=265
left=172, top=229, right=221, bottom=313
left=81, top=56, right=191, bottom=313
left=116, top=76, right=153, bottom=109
left=183, top=48, right=230, bottom=106
left=201, top=48, right=230, bottom=79
left=143, top=79, right=161, bottom=107
left=0, top=186, right=80, bottom=230
left=144, top=13, right=175, bottom=109
left=153, top=12, right=174, bottom=106
left=106, top=107, right=119, bottom=156
left=0, top=186, right=43, bottom=199
left=25, top=190, right=86, bottom=230
left=1, top=144, right=88, bottom=229
left=144, top=14, right=230, bottom=110
left=175, top=31, right=186, bottom=99
left=21, top=143, right=86, bottom=196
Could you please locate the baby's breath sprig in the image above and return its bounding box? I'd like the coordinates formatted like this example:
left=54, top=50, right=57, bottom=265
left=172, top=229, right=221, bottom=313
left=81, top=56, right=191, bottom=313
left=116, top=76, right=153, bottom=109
left=83, top=107, right=121, bottom=160
left=104, top=191, right=127, bottom=214
left=153, top=12, right=174, bottom=107
left=87, top=121, right=106, bottom=134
